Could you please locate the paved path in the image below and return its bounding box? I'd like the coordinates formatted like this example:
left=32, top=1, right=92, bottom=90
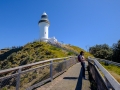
left=37, top=62, right=91, bottom=90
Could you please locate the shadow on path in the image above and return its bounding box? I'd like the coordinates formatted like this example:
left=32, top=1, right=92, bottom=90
left=75, top=67, right=83, bottom=90
left=63, top=77, right=78, bottom=79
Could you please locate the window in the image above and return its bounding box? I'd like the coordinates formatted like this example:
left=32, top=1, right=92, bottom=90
left=41, top=15, right=47, bottom=18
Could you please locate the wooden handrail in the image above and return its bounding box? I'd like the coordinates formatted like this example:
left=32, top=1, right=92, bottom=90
left=88, top=57, right=120, bottom=90
left=0, top=56, right=74, bottom=74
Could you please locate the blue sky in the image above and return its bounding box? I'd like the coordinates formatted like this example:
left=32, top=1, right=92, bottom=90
left=0, top=0, right=120, bottom=51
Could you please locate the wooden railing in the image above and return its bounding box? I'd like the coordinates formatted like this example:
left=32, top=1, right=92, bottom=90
left=0, top=56, right=77, bottom=90
left=88, top=57, right=120, bottom=90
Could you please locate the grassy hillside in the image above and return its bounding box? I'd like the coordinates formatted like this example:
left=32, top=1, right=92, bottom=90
left=66, top=45, right=93, bottom=58
left=0, top=49, right=10, bottom=55
left=0, top=41, right=93, bottom=70
left=100, top=62, right=120, bottom=83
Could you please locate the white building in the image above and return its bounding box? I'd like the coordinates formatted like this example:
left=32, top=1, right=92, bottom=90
left=38, top=12, right=57, bottom=44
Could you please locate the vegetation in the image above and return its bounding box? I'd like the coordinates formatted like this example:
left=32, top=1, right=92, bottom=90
left=0, top=41, right=93, bottom=70
left=112, top=40, right=120, bottom=63
left=0, top=48, right=10, bottom=54
left=67, top=45, right=93, bottom=58
left=100, top=62, right=120, bottom=83
left=0, top=41, right=93, bottom=90
left=89, top=44, right=113, bottom=60
left=89, top=40, right=120, bottom=63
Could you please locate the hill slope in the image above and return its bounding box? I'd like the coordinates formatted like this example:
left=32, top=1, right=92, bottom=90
left=0, top=41, right=93, bottom=70
left=66, top=45, right=92, bottom=58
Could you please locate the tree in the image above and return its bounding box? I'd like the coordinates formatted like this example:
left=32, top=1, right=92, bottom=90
left=112, top=40, right=120, bottom=63
left=89, top=44, right=113, bottom=60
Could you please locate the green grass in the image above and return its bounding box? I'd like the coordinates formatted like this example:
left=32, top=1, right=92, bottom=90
left=66, top=45, right=94, bottom=58
left=100, top=62, right=120, bottom=83
left=0, top=41, right=93, bottom=70
left=0, top=41, right=93, bottom=90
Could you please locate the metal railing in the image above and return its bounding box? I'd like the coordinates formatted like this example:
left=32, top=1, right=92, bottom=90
left=0, top=56, right=77, bottom=90
left=88, top=57, right=120, bottom=90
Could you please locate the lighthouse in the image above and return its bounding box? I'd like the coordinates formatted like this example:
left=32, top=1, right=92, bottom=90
left=38, top=12, right=50, bottom=42
left=38, top=12, right=57, bottom=44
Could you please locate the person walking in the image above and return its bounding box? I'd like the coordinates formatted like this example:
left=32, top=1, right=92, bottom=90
left=79, top=51, right=86, bottom=79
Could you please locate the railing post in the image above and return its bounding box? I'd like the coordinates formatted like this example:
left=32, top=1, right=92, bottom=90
left=16, top=68, right=21, bottom=90
left=74, top=57, right=76, bottom=64
left=50, top=60, right=53, bottom=81
left=64, top=58, right=67, bottom=70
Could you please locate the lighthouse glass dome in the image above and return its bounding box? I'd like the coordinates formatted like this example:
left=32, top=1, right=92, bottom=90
left=38, top=12, right=50, bottom=24
left=41, top=15, right=48, bottom=18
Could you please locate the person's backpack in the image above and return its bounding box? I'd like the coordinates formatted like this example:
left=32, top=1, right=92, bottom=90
left=78, top=55, right=81, bottom=62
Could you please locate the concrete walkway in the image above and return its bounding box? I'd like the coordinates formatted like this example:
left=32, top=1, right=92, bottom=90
left=37, top=62, right=91, bottom=90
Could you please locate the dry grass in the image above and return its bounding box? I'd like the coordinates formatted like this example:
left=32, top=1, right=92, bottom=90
left=108, top=71, right=120, bottom=83
left=100, top=62, right=120, bottom=83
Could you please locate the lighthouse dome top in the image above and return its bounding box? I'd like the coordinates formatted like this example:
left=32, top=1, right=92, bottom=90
left=41, top=12, right=48, bottom=18
left=42, top=12, right=47, bottom=15
left=38, top=12, right=50, bottom=24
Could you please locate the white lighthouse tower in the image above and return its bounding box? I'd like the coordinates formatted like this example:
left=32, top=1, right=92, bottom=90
left=38, top=12, right=58, bottom=44
left=38, top=12, right=50, bottom=42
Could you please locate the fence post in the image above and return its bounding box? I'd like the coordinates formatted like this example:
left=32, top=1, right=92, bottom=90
left=64, top=58, right=67, bottom=70
left=50, top=60, right=53, bottom=81
left=16, top=68, right=21, bottom=90
left=74, top=57, right=76, bottom=64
